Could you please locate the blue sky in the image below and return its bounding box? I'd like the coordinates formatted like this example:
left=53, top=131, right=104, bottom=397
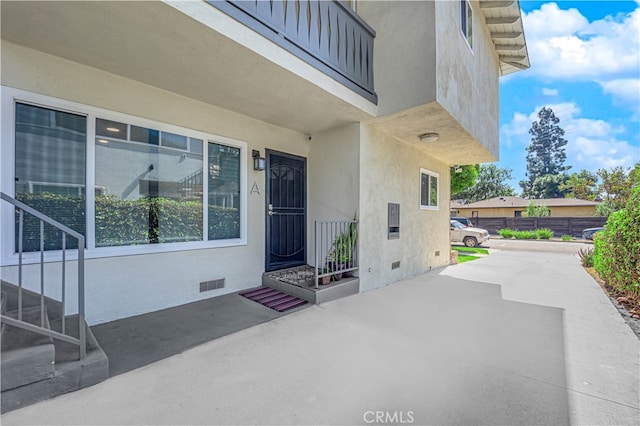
left=498, top=0, right=640, bottom=192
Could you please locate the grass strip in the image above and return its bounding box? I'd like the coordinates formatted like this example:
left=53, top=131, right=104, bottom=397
left=457, top=254, right=479, bottom=263
left=452, top=246, right=489, bottom=255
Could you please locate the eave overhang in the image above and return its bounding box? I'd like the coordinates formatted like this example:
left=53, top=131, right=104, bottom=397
left=480, top=0, right=531, bottom=75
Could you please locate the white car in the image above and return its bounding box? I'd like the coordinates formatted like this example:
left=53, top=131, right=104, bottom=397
left=450, top=220, right=490, bottom=247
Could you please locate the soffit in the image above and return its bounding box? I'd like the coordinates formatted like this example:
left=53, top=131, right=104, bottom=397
left=0, top=1, right=374, bottom=134
left=479, top=0, right=530, bottom=75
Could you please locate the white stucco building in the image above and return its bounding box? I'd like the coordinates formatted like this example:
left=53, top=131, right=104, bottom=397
left=1, top=0, right=529, bottom=325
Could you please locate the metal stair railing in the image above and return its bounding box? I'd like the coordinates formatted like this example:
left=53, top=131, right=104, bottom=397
left=0, top=192, right=86, bottom=359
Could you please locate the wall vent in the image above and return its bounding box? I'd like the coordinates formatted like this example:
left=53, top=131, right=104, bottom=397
left=435, top=250, right=440, bottom=257
left=200, top=278, right=225, bottom=292
left=391, top=261, right=401, bottom=270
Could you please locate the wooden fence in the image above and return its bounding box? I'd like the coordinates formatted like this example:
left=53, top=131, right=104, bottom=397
left=472, top=217, right=608, bottom=237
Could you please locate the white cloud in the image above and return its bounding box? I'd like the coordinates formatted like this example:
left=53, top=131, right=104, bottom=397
left=500, top=102, right=639, bottom=173
left=522, top=3, right=640, bottom=107
left=600, top=78, right=640, bottom=108
left=542, top=87, right=558, bottom=96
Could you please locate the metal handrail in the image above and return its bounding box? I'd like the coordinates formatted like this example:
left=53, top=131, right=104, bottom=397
left=0, top=192, right=86, bottom=359
left=314, top=219, right=358, bottom=289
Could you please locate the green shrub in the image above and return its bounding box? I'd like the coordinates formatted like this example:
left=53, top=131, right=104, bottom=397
left=498, top=229, right=515, bottom=239
left=593, top=184, right=640, bottom=295
left=513, top=230, right=536, bottom=239
left=499, top=228, right=554, bottom=240
left=561, top=234, right=573, bottom=241
left=535, top=228, right=554, bottom=239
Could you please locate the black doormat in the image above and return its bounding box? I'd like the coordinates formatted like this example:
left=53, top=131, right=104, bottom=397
left=239, top=287, right=308, bottom=312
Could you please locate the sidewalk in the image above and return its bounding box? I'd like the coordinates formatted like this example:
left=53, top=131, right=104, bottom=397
left=2, top=250, right=638, bottom=425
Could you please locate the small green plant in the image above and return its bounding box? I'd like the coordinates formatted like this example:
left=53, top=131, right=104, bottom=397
left=561, top=234, right=573, bottom=241
left=327, top=213, right=358, bottom=270
left=514, top=230, right=537, bottom=239
left=535, top=228, right=553, bottom=239
left=578, top=247, right=595, bottom=267
left=498, top=228, right=515, bottom=239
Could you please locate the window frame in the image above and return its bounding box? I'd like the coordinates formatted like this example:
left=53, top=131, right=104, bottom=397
left=419, top=168, right=440, bottom=211
left=460, top=0, right=473, bottom=52
left=1, top=87, right=248, bottom=265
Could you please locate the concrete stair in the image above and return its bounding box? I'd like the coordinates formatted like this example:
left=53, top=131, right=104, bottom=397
left=0, top=281, right=109, bottom=413
left=262, top=265, right=360, bottom=304
left=1, top=306, right=55, bottom=391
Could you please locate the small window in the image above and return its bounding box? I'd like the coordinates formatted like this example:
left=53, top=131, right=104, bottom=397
left=514, top=211, right=523, bottom=217
left=420, top=168, right=439, bottom=210
left=460, top=0, right=473, bottom=50
left=472, top=211, right=478, bottom=218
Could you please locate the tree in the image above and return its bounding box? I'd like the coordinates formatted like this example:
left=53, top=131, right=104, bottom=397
left=597, top=163, right=640, bottom=211
left=520, top=107, right=571, bottom=197
left=560, top=169, right=599, bottom=200
left=523, top=200, right=550, bottom=217
left=450, top=164, right=479, bottom=197
left=529, top=173, right=569, bottom=199
left=453, top=164, right=515, bottom=202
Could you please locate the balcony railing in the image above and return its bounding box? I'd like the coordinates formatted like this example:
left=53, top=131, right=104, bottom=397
left=208, top=0, right=377, bottom=103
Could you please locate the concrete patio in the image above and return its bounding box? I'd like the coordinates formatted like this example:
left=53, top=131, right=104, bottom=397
left=2, top=249, right=638, bottom=425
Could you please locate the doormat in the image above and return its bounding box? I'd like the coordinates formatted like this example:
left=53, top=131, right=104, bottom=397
left=239, top=287, right=308, bottom=312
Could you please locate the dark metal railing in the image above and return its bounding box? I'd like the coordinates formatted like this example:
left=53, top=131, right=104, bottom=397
left=209, top=0, right=377, bottom=103
left=0, top=192, right=86, bottom=359
left=314, top=219, right=358, bottom=288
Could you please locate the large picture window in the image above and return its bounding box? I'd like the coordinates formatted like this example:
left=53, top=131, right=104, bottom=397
left=420, top=168, right=439, bottom=210
left=14, top=103, right=86, bottom=251
left=4, top=90, right=246, bottom=259
left=95, top=118, right=205, bottom=247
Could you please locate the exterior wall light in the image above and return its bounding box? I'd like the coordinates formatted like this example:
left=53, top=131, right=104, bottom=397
left=419, top=132, right=440, bottom=143
left=252, top=149, right=265, bottom=171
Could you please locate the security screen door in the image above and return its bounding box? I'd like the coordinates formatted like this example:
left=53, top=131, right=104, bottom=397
left=265, top=150, right=306, bottom=272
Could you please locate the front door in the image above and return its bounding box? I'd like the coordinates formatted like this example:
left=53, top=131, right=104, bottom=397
left=265, top=150, right=306, bottom=272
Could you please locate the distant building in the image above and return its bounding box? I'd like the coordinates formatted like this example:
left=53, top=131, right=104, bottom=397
left=451, top=196, right=600, bottom=218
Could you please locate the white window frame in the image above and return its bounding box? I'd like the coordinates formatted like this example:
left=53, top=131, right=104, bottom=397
left=1, top=87, right=248, bottom=266
left=419, top=168, right=439, bottom=211
left=460, top=0, right=473, bottom=52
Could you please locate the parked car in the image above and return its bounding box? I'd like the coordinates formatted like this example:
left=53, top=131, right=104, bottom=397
left=451, top=216, right=473, bottom=227
left=450, top=220, right=490, bottom=247
left=582, top=227, right=605, bottom=240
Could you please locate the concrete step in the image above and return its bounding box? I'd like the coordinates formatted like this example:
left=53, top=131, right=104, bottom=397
left=1, top=280, right=62, bottom=320
left=1, top=306, right=55, bottom=392
left=1, top=314, right=109, bottom=414
left=263, top=265, right=360, bottom=304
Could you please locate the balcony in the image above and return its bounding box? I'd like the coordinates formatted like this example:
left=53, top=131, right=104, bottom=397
left=1, top=1, right=377, bottom=134
left=209, top=1, right=376, bottom=104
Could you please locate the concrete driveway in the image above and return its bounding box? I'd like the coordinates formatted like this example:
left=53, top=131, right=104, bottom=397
left=2, top=249, right=638, bottom=425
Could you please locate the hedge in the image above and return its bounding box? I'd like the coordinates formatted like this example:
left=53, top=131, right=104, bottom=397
left=593, top=184, right=640, bottom=295
left=14, top=193, right=239, bottom=252
left=497, top=228, right=553, bottom=240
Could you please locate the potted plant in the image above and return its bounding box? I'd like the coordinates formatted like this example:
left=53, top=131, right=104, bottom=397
left=326, top=214, right=358, bottom=279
